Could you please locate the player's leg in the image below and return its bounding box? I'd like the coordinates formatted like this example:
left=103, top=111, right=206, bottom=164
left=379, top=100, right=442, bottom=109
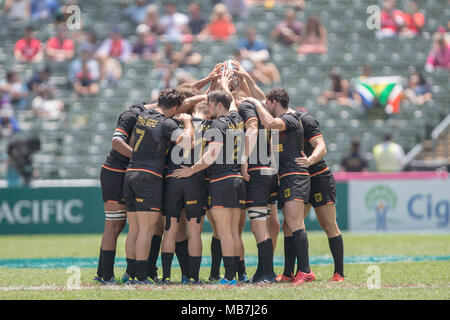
left=161, top=215, right=180, bottom=283
left=125, top=211, right=138, bottom=282
left=314, top=203, right=344, bottom=281
left=282, top=200, right=315, bottom=284
left=186, top=214, right=204, bottom=283
left=236, top=209, right=248, bottom=282
left=135, top=210, right=162, bottom=283
left=267, top=203, right=280, bottom=251
left=175, top=211, right=190, bottom=282
left=147, top=214, right=163, bottom=282
left=206, top=209, right=222, bottom=281
left=209, top=207, right=236, bottom=282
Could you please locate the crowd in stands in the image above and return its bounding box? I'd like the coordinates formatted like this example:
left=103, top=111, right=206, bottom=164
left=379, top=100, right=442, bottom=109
left=0, top=0, right=448, bottom=181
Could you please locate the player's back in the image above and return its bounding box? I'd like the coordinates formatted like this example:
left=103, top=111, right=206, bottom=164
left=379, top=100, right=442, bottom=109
left=277, top=111, right=308, bottom=176
left=238, top=101, right=272, bottom=169
left=206, top=110, right=245, bottom=180
left=128, top=109, right=177, bottom=178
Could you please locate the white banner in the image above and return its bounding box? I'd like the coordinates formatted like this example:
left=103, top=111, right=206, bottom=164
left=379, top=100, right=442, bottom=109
left=348, top=179, right=450, bottom=231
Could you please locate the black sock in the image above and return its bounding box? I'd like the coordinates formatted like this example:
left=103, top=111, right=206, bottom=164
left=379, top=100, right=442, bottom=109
left=188, top=256, right=202, bottom=281
left=292, top=229, right=311, bottom=274
left=135, top=260, right=149, bottom=281
left=283, top=236, right=296, bottom=277
left=328, top=234, right=344, bottom=277
left=101, top=250, right=116, bottom=281
left=126, top=258, right=136, bottom=279
left=260, top=239, right=275, bottom=278
left=238, top=259, right=246, bottom=278
left=175, top=239, right=189, bottom=277
left=223, top=256, right=236, bottom=281
left=96, top=247, right=103, bottom=278
left=253, top=247, right=263, bottom=280
left=161, top=252, right=174, bottom=281
left=148, top=235, right=162, bottom=278
left=210, top=237, right=222, bottom=278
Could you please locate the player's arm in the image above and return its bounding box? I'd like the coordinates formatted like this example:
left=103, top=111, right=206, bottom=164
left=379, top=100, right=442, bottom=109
left=190, top=63, right=223, bottom=91
left=218, top=70, right=237, bottom=112
left=111, top=111, right=136, bottom=158
left=177, top=94, right=207, bottom=114
left=295, top=136, right=327, bottom=168
left=172, top=140, right=222, bottom=178
left=172, top=114, right=194, bottom=150
left=248, top=98, right=286, bottom=131
left=232, top=60, right=266, bottom=101
left=241, top=118, right=258, bottom=181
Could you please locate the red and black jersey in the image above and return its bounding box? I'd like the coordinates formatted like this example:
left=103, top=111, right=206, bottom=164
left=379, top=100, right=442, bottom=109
left=127, top=109, right=182, bottom=178
left=102, top=102, right=147, bottom=173
left=276, top=112, right=309, bottom=179
left=296, top=111, right=330, bottom=176
left=205, top=111, right=245, bottom=182
left=165, top=117, right=212, bottom=177
left=238, top=101, right=272, bottom=170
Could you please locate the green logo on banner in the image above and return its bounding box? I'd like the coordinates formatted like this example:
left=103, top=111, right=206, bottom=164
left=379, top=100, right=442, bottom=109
left=365, top=185, right=397, bottom=231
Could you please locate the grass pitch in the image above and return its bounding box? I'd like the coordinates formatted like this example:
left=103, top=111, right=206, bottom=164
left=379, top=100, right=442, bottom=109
left=0, top=232, right=449, bottom=300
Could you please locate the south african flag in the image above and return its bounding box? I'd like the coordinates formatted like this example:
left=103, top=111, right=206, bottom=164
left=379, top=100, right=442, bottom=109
left=353, top=76, right=404, bottom=114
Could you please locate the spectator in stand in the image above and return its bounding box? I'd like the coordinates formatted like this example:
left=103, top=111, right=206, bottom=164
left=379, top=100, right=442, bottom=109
left=27, top=66, right=52, bottom=96
left=0, top=108, right=20, bottom=139
left=373, top=133, right=405, bottom=172
left=14, top=25, right=43, bottom=63
left=425, top=29, right=450, bottom=72
left=188, top=2, right=206, bottom=36
left=69, top=44, right=100, bottom=96
left=237, top=27, right=281, bottom=85
left=132, top=24, right=158, bottom=61
left=158, top=2, right=189, bottom=42
left=72, top=60, right=99, bottom=97
left=403, top=70, right=432, bottom=105
left=340, top=138, right=369, bottom=172
left=96, top=28, right=132, bottom=63
left=271, top=8, right=302, bottom=47
left=122, top=0, right=150, bottom=25
left=318, top=69, right=355, bottom=107
left=81, top=29, right=100, bottom=53
left=45, top=26, right=75, bottom=62
left=375, top=0, right=404, bottom=39
left=4, top=0, right=30, bottom=20
left=0, top=72, right=29, bottom=110
left=198, top=3, right=236, bottom=42
left=30, top=0, right=60, bottom=20
left=30, top=86, right=64, bottom=120
left=297, top=15, right=327, bottom=55
left=143, top=4, right=161, bottom=35
left=223, top=0, right=249, bottom=20
left=398, top=1, right=425, bottom=38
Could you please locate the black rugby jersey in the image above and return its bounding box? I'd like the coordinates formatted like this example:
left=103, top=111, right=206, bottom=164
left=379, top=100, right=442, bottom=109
left=102, top=102, right=147, bottom=172
left=296, top=111, right=330, bottom=176
left=276, top=112, right=309, bottom=178
left=127, top=109, right=182, bottom=178
left=205, top=110, right=245, bottom=182
left=165, top=117, right=212, bottom=177
left=238, top=101, right=272, bottom=170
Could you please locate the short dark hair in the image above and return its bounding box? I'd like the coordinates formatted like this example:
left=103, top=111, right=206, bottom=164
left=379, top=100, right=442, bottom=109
left=158, top=88, right=184, bottom=110
left=207, top=90, right=232, bottom=111
left=266, top=88, right=289, bottom=109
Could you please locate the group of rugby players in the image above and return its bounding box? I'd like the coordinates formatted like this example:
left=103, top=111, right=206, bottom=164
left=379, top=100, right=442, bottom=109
left=94, top=60, right=345, bottom=286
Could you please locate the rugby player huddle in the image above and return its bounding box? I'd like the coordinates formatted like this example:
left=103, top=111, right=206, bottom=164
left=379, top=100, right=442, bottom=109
left=94, top=60, right=345, bottom=286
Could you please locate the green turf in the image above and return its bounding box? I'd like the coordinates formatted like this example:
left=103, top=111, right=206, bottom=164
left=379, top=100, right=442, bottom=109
left=0, top=232, right=449, bottom=300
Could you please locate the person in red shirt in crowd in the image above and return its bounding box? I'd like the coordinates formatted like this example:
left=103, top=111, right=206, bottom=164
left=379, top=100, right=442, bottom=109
left=73, top=60, right=99, bottom=96
left=376, top=0, right=404, bottom=39
left=198, top=3, right=235, bottom=42
left=399, top=1, right=425, bottom=38
left=14, top=25, right=43, bottom=62
left=425, top=30, right=450, bottom=72
left=46, top=26, right=75, bottom=62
